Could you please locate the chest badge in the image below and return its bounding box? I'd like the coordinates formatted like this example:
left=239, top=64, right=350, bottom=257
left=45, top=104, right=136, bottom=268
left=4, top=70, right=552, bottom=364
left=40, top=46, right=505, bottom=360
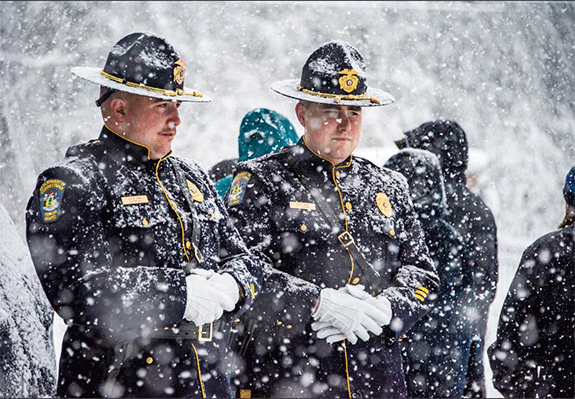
left=186, top=180, right=204, bottom=202
left=376, top=192, right=392, bottom=217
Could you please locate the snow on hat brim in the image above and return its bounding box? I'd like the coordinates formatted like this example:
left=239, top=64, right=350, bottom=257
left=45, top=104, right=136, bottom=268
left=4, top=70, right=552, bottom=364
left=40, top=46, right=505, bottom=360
left=271, top=79, right=394, bottom=108
left=71, top=66, right=211, bottom=103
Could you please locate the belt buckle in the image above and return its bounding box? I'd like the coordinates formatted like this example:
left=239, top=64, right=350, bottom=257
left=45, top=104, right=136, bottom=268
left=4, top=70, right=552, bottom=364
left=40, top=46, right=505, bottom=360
left=338, top=231, right=354, bottom=248
left=198, top=323, right=213, bottom=342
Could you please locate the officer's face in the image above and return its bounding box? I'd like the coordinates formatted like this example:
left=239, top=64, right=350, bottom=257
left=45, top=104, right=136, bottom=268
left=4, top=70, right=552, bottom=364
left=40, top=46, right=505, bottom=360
left=122, top=95, right=182, bottom=160
left=296, top=102, right=362, bottom=165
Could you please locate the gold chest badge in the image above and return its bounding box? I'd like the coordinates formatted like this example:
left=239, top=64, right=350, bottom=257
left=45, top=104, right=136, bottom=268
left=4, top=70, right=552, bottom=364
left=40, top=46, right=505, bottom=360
left=376, top=192, right=392, bottom=217
left=187, top=180, right=204, bottom=202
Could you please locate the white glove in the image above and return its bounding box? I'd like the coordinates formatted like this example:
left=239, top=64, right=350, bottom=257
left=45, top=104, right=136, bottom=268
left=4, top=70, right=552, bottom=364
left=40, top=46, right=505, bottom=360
left=202, top=271, right=240, bottom=311
left=313, top=285, right=393, bottom=344
left=184, top=272, right=224, bottom=325
left=311, top=287, right=388, bottom=344
left=312, top=321, right=350, bottom=344
left=343, top=284, right=392, bottom=326
left=183, top=269, right=240, bottom=325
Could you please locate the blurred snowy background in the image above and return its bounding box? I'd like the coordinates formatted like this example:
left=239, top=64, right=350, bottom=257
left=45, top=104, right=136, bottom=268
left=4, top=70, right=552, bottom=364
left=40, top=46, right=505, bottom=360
left=1, top=1, right=573, bottom=397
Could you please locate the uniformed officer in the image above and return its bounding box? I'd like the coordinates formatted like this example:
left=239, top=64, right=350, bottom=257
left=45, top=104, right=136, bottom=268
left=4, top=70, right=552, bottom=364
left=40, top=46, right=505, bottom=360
left=226, top=41, right=440, bottom=398
left=25, top=32, right=262, bottom=398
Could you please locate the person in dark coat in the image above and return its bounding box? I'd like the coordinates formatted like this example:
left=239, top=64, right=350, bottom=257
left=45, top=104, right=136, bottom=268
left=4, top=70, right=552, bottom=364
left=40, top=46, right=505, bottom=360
left=487, top=165, right=575, bottom=398
left=395, top=120, right=498, bottom=396
left=384, top=149, right=476, bottom=398
left=226, top=41, right=439, bottom=398
left=0, top=203, right=57, bottom=397
left=209, top=158, right=238, bottom=183
left=25, top=32, right=262, bottom=398
left=213, top=108, right=299, bottom=198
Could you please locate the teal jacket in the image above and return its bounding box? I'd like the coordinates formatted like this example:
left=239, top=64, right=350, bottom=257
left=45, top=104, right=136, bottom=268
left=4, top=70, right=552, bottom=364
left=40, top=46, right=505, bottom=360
left=214, top=108, right=298, bottom=197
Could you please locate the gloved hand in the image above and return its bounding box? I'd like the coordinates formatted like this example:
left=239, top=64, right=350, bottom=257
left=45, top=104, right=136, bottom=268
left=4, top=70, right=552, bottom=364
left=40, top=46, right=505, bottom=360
left=201, top=271, right=240, bottom=311
left=183, top=269, right=240, bottom=325
left=344, top=284, right=392, bottom=326
left=311, top=287, right=388, bottom=344
left=312, top=285, right=393, bottom=344
left=184, top=272, right=224, bottom=325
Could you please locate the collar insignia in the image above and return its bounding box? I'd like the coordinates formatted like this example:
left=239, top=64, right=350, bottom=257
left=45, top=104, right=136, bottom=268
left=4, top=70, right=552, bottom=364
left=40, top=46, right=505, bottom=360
left=338, top=69, right=359, bottom=93
left=187, top=180, right=204, bottom=202
left=376, top=192, right=392, bottom=217
left=173, top=59, right=186, bottom=85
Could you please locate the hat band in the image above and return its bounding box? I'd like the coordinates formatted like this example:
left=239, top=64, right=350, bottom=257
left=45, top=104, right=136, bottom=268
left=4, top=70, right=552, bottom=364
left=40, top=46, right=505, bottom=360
left=297, top=84, right=380, bottom=105
left=100, top=71, right=204, bottom=98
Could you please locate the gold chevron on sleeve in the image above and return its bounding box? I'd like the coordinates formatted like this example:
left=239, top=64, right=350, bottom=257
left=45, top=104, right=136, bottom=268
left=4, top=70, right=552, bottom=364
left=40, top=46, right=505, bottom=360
left=414, top=286, right=429, bottom=302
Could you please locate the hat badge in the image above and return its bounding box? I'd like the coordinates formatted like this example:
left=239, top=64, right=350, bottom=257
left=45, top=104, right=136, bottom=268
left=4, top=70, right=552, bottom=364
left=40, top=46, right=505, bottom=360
left=173, top=59, right=186, bottom=85
left=338, top=69, right=359, bottom=93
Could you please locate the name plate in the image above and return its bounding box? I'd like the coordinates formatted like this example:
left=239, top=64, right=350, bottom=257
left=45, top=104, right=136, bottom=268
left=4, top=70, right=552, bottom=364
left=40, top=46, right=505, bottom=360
left=289, top=201, right=316, bottom=210
left=121, top=195, right=149, bottom=205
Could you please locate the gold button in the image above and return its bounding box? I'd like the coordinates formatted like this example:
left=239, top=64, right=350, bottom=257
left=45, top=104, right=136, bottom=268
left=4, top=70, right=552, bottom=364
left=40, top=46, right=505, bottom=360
left=142, top=219, right=149, bottom=226
left=286, top=324, right=293, bottom=329
left=146, top=357, right=153, bottom=364
left=336, top=171, right=341, bottom=179
left=390, top=230, right=395, bottom=236
left=352, top=277, right=360, bottom=284
left=345, top=202, right=352, bottom=211
left=210, top=212, right=215, bottom=219
left=186, top=241, right=192, bottom=250
left=276, top=321, right=283, bottom=326
left=300, top=224, right=307, bottom=231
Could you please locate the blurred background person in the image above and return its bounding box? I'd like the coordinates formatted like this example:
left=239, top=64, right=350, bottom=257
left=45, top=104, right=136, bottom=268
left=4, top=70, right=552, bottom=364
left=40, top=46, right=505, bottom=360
left=0, top=202, right=56, bottom=397
left=213, top=108, right=298, bottom=198
left=385, top=148, right=476, bottom=398
left=395, top=120, right=499, bottom=396
left=487, top=165, right=574, bottom=398
left=208, top=158, right=237, bottom=184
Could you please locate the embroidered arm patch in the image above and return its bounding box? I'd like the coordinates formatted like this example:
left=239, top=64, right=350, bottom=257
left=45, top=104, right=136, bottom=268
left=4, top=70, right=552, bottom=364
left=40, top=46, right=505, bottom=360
left=39, top=179, right=67, bottom=223
left=228, top=172, right=252, bottom=206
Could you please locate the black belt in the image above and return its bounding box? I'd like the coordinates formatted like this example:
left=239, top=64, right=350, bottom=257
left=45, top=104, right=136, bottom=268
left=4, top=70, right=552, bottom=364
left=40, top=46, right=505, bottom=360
left=148, top=320, right=224, bottom=341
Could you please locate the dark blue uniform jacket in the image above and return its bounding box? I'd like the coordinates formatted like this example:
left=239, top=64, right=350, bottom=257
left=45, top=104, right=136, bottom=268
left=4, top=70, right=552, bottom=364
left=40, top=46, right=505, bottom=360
left=226, top=139, right=439, bottom=398
left=26, top=126, right=262, bottom=398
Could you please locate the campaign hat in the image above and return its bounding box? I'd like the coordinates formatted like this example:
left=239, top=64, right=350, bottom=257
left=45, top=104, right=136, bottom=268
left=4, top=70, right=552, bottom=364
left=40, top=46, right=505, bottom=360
left=271, top=41, right=394, bottom=107
left=71, top=32, right=210, bottom=103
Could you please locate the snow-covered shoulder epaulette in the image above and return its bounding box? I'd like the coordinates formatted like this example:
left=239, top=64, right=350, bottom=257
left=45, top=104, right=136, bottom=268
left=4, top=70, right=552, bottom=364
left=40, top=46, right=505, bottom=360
left=64, top=139, right=104, bottom=159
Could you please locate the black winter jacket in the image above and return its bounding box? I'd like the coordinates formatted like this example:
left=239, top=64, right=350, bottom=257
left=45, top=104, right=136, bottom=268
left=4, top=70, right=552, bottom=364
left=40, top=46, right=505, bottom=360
left=488, top=223, right=574, bottom=398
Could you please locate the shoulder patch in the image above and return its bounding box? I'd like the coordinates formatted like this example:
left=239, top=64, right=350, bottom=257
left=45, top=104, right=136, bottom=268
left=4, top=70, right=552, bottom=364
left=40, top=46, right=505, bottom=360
left=39, top=179, right=67, bottom=223
left=228, top=172, right=252, bottom=206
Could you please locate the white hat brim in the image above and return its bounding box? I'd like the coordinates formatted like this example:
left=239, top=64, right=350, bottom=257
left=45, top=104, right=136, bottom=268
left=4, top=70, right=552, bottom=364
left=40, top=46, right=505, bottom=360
left=271, top=79, right=394, bottom=107
left=71, top=66, right=211, bottom=103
